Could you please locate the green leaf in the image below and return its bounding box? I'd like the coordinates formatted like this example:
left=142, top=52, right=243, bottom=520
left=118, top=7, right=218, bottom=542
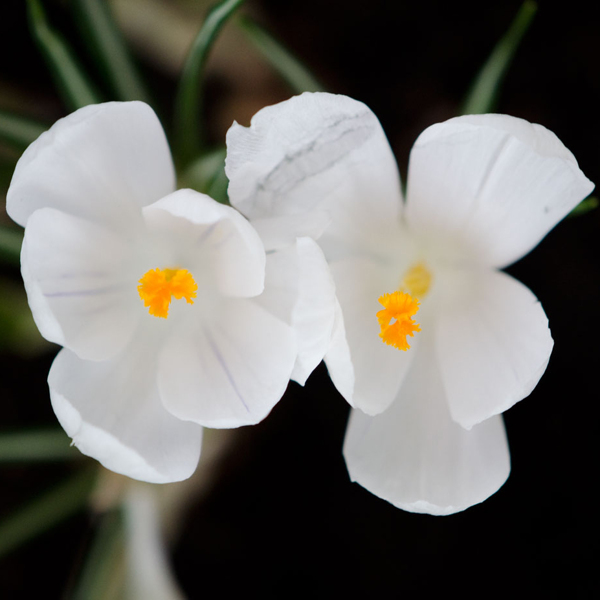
left=0, top=429, right=80, bottom=462
left=569, top=195, right=598, bottom=217
left=70, top=0, right=151, bottom=104
left=173, top=0, right=246, bottom=166
left=70, top=509, right=126, bottom=600
left=0, top=226, right=23, bottom=266
left=0, top=467, right=97, bottom=558
left=0, top=277, right=50, bottom=355
left=237, top=16, right=324, bottom=94
left=180, top=147, right=229, bottom=204
left=0, top=110, right=47, bottom=151
left=461, top=1, right=537, bottom=115
left=27, top=0, right=101, bottom=110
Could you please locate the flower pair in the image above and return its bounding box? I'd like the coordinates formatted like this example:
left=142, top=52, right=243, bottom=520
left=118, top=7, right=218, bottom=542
left=8, top=93, right=593, bottom=513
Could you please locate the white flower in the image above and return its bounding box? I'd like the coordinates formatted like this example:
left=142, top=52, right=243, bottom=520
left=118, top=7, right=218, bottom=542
left=6, top=101, right=322, bottom=483
left=225, top=92, right=594, bottom=514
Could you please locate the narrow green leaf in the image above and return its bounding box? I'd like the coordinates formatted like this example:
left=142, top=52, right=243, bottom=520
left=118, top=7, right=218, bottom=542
left=27, top=0, right=101, bottom=110
left=179, top=147, right=229, bottom=202
left=0, top=226, right=23, bottom=266
left=0, top=429, right=80, bottom=462
left=461, top=1, right=537, bottom=115
left=70, top=509, right=126, bottom=600
left=0, top=277, right=50, bottom=356
left=70, top=0, right=151, bottom=103
left=174, top=0, right=246, bottom=166
left=0, top=110, right=46, bottom=151
left=0, top=467, right=97, bottom=558
left=238, top=16, right=324, bottom=94
left=569, top=195, right=598, bottom=217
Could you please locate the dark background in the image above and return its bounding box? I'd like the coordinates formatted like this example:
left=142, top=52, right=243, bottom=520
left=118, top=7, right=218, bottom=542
left=1, top=0, right=598, bottom=597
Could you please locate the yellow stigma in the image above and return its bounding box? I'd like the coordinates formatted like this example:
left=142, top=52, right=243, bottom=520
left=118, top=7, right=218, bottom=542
left=376, top=262, right=431, bottom=351
left=137, top=268, right=198, bottom=318
left=377, top=291, right=421, bottom=351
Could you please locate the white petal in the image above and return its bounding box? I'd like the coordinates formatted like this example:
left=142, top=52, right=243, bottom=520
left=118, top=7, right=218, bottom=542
left=7, top=102, right=175, bottom=230
left=290, top=238, right=337, bottom=384
left=142, top=189, right=265, bottom=298
left=323, top=299, right=355, bottom=402
left=327, top=258, right=416, bottom=414
left=225, top=92, right=403, bottom=250
left=250, top=211, right=331, bottom=251
left=405, top=114, right=594, bottom=268
left=343, top=332, right=510, bottom=515
left=124, top=484, right=186, bottom=600
left=49, top=341, right=202, bottom=484
left=255, top=237, right=337, bottom=385
left=158, top=299, right=296, bottom=428
left=435, top=267, right=553, bottom=429
left=22, top=208, right=139, bottom=360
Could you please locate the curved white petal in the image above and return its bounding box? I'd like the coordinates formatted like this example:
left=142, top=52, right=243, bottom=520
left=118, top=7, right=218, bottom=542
left=158, top=299, right=296, bottom=428
left=7, top=102, right=175, bottom=230
left=435, top=267, right=553, bottom=429
left=22, top=208, right=139, bottom=360
left=255, top=237, right=337, bottom=385
left=343, top=332, right=510, bottom=515
left=142, top=189, right=265, bottom=298
left=290, top=238, right=337, bottom=384
left=49, top=342, right=202, bottom=484
left=250, top=211, right=331, bottom=252
left=225, top=92, right=403, bottom=250
left=323, top=299, right=355, bottom=402
left=405, top=114, right=594, bottom=268
left=327, top=258, right=416, bottom=414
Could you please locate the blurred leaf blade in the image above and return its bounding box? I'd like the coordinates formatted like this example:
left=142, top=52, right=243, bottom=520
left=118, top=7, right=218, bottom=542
left=70, top=509, right=126, bottom=600
left=0, top=110, right=46, bottom=151
left=27, top=0, right=101, bottom=110
left=180, top=147, right=229, bottom=204
left=70, top=0, right=151, bottom=104
left=0, top=467, right=97, bottom=558
left=461, top=0, right=537, bottom=115
left=238, top=16, right=324, bottom=94
left=174, top=0, right=246, bottom=165
left=0, top=429, right=80, bottom=462
left=0, top=226, right=22, bottom=266
left=569, top=195, right=598, bottom=217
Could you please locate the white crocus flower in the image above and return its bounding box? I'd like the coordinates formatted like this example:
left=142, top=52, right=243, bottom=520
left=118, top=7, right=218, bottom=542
left=6, top=101, right=328, bottom=483
left=225, top=92, right=594, bottom=514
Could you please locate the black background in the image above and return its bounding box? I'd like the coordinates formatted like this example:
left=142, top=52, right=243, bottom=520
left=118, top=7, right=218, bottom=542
left=1, top=0, right=598, bottom=597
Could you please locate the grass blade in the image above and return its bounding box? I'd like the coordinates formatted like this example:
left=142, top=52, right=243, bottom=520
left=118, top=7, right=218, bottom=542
left=569, top=195, right=598, bottom=217
left=0, top=110, right=46, bottom=150
left=461, top=1, right=537, bottom=115
left=238, top=16, right=324, bottom=94
left=70, top=0, right=151, bottom=103
left=69, top=509, right=126, bottom=600
left=0, top=226, right=23, bottom=266
left=27, top=0, right=101, bottom=110
left=0, top=428, right=80, bottom=462
left=0, top=467, right=97, bottom=558
left=173, top=0, right=245, bottom=166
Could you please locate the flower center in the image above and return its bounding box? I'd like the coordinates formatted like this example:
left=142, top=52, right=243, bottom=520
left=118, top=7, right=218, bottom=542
left=376, top=262, right=432, bottom=351
left=137, top=268, right=198, bottom=318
